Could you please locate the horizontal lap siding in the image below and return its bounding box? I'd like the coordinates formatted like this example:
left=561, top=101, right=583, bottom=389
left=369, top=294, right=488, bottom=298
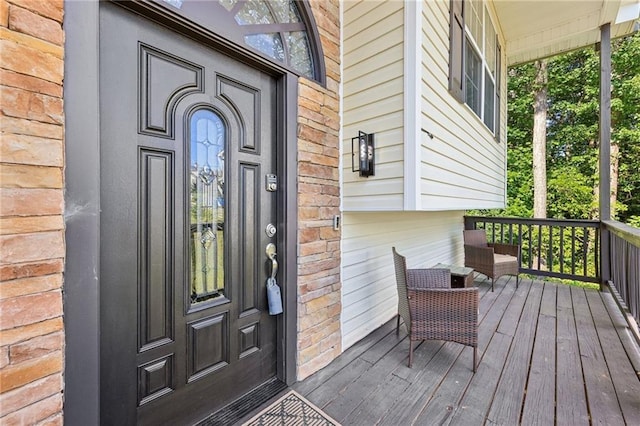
left=341, top=211, right=464, bottom=349
left=419, top=0, right=507, bottom=210
left=342, top=0, right=405, bottom=211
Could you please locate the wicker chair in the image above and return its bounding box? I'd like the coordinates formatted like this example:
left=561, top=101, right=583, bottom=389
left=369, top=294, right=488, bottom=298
left=392, top=247, right=478, bottom=371
left=463, top=229, right=520, bottom=292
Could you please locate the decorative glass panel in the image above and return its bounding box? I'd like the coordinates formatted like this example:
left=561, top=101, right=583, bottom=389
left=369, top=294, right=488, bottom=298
left=189, top=109, right=225, bottom=304
left=285, top=31, right=313, bottom=78
left=219, top=0, right=237, bottom=12
left=221, top=0, right=317, bottom=81
left=161, top=0, right=184, bottom=8
left=235, top=0, right=275, bottom=25
left=269, top=0, right=301, bottom=23
left=244, top=33, right=285, bottom=62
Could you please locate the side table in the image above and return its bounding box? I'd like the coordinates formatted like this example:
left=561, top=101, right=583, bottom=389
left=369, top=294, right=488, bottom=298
left=432, top=263, right=475, bottom=288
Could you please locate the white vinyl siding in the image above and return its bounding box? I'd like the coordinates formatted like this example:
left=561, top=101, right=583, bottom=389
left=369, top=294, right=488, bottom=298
left=342, top=0, right=507, bottom=212
left=343, top=1, right=405, bottom=211
left=340, top=211, right=465, bottom=349
left=419, top=0, right=506, bottom=210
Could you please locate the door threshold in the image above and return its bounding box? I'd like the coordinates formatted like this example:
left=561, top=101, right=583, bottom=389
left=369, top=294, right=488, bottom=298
left=195, top=377, right=287, bottom=426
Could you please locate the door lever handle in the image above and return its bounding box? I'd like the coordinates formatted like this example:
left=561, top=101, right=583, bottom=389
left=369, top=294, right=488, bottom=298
left=266, top=243, right=278, bottom=280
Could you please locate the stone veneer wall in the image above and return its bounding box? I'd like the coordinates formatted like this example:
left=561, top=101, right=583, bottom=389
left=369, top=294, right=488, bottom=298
left=0, top=0, right=65, bottom=424
left=296, top=0, right=342, bottom=380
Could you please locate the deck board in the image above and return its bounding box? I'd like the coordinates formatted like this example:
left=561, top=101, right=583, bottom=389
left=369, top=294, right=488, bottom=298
left=303, top=357, right=373, bottom=408
left=287, top=277, right=640, bottom=426
left=321, top=337, right=409, bottom=420
left=521, top=283, right=556, bottom=425
left=343, top=373, right=410, bottom=425
left=411, top=347, right=475, bottom=425
left=478, top=277, right=519, bottom=347
left=485, top=280, right=541, bottom=425
left=521, top=315, right=556, bottom=425
left=586, top=290, right=640, bottom=423
left=453, top=280, right=542, bottom=425
left=573, top=287, right=626, bottom=426
left=377, top=342, right=460, bottom=425
left=447, top=332, right=513, bottom=425
left=555, top=284, right=590, bottom=424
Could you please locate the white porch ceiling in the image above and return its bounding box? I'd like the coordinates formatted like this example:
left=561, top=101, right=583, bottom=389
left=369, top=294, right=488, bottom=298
left=493, top=0, right=640, bottom=65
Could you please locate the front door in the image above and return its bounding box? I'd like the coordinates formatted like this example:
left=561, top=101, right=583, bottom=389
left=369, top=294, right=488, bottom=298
left=99, top=3, right=281, bottom=424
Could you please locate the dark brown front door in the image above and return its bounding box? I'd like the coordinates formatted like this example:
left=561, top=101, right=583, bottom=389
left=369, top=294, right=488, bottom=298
left=99, top=3, right=280, bottom=424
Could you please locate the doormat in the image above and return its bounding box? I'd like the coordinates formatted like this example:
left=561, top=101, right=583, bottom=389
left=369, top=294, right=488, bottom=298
left=242, top=390, right=340, bottom=426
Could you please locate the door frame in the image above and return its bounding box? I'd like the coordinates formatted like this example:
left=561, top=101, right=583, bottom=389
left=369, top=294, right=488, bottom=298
left=63, top=1, right=299, bottom=424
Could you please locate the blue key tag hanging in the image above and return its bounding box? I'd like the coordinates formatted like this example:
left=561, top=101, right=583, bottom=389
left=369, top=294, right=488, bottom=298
left=267, top=277, right=283, bottom=315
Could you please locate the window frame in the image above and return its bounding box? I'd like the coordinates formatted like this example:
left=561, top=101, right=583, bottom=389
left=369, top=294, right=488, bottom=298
left=449, top=0, right=502, bottom=140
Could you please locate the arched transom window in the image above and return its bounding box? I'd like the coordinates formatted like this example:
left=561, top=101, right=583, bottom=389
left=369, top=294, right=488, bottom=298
left=159, top=0, right=324, bottom=82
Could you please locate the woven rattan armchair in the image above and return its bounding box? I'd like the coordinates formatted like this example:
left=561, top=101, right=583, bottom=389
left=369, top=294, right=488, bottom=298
left=463, top=229, right=520, bottom=292
left=392, top=247, right=478, bottom=371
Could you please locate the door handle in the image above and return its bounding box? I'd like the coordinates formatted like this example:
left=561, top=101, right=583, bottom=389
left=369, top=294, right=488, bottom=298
left=266, top=243, right=278, bottom=280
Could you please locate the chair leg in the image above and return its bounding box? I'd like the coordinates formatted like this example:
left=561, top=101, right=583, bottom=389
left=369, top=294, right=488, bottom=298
left=408, top=340, right=414, bottom=368
left=516, top=274, right=519, bottom=288
left=396, top=314, right=400, bottom=335
left=491, top=278, right=494, bottom=292
left=473, top=347, right=477, bottom=373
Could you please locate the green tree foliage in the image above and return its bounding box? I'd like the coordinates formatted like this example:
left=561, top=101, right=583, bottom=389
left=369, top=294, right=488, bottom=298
left=503, top=63, right=536, bottom=218
left=503, top=32, right=640, bottom=224
left=612, top=33, right=640, bottom=224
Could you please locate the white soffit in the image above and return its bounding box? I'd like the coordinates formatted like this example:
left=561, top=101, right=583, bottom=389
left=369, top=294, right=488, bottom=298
left=494, top=0, right=639, bottom=66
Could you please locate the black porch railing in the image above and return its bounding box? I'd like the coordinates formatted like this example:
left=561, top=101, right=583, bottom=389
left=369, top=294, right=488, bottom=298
left=603, top=220, right=640, bottom=340
left=464, top=216, right=640, bottom=343
left=464, top=216, right=600, bottom=283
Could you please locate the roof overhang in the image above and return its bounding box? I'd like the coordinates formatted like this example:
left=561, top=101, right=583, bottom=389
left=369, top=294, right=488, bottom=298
left=493, top=0, right=640, bottom=66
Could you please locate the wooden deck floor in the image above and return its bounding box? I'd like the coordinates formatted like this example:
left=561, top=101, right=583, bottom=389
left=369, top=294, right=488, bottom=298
left=293, top=276, right=640, bottom=425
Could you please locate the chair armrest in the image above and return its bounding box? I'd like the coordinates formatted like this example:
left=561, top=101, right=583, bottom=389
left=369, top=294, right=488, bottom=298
left=464, top=244, right=495, bottom=266
left=489, top=243, right=520, bottom=258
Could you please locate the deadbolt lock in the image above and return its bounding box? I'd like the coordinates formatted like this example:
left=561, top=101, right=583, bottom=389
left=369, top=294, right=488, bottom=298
left=266, top=174, right=277, bottom=192
left=266, top=223, right=277, bottom=238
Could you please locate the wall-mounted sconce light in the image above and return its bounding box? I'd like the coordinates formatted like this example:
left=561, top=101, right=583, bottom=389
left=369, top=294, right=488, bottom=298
left=351, top=131, right=375, bottom=177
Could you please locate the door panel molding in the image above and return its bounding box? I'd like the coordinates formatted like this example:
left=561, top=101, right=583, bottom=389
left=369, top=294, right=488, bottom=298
left=187, top=313, right=230, bottom=382
left=139, top=149, right=174, bottom=352
left=139, top=43, right=204, bottom=138
left=239, top=322, right=260, bottom=358
left=138, top=354, right=174, bottom=405
left=217, top=76, right=261, bottom=153
left=238, top=163, right=260, bottom=315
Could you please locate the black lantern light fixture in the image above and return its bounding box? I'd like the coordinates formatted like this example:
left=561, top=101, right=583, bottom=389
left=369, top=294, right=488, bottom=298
left=351, top=131, right=375, bottom=177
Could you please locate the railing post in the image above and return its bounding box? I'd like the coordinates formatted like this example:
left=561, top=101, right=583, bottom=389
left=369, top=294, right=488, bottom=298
left=600, top=223, right=610, bottom=291
left=599, top=23, right=612, bottom=291
left=463, top=216, right=474, bottom=230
